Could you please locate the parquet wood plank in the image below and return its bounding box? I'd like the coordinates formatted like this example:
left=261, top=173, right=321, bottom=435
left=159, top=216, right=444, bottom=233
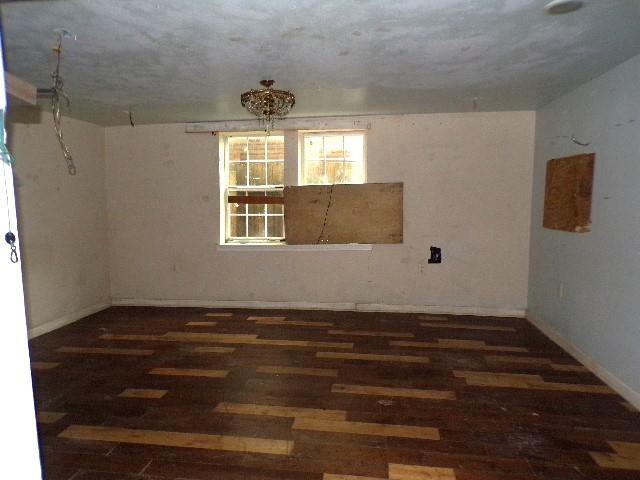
left=328, top=330, right=414, bottom=338
left=484, top=355, right=551, bottom=365
left=258, top=365, right=339, bottom=377
left=454, top=370, right=614, bottom=394
left=292, top=417, right=440, bottom=440
left=31, top=361, right=61, bottom=370
left=56, top=346, right=154, bottom=356
left=58, top=424, right=294, bottom=455
left=102, top=332, right=353, bottom=349
left=589, top=451, right=640, bottom=470
left=391, top=339, right=527, bottom=353
left=118, top=388, right=168, bottom=399
left=331, top=384, right=455, bottom=401
left=214, top=402, right=347, bottom=421
left=247, top=316, right=286, bottom=321
left=186, top=321, right=217, bottom=326
left=317, top=352, right=430, bottom=364
left=389, top=463, right=456, bottom=480
left=550, top=363, right=589, bottom=372
left=193, top=346, right=236, bottom=354
left=420, top=322, right=516, bottom=332
left=37, top=411, right=67, bottom=424
left=149, top=368, right=229, bottom=378
left=609, top=440, right=640, bottom=457
left=324, top=475, right=386, bottom=480
left=256, top=319, right=334, bottom=327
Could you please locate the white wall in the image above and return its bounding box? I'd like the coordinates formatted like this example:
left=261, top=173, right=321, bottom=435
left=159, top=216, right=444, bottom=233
left=8, top=111, right=110, bottom=336
left=528, top=54, right=640, bottom=402
left=106, top=112, right=535, bottom=315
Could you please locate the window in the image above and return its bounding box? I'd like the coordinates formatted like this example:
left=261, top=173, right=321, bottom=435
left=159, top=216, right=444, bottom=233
left=222, top=135, right=285, bottom=243
left=302, top=132, right=366, bottom=185
left=220, top=130, right=367, bottom=246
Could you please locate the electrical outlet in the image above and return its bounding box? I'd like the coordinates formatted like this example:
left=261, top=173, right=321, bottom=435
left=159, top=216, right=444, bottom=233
left=428, top=246, right=442, bottom=264
left=558, top=282, right=565, bottom=298
left=418, top=263, right=425, bottom=274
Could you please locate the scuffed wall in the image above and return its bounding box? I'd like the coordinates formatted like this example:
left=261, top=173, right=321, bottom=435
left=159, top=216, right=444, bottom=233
left=529, top=54, right=640, bottom=398
left=106, top=112, right=535, bottom=314
left=8, top=109, right=110, bottom=334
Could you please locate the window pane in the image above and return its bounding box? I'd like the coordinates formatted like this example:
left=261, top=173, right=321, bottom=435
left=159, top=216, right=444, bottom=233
left=327, top=160, right=351, bottom=184
left=324, top=136, right=344, bottom=160
left=304, top=159, right=325, bottom=184
left=344, top=135, right=364, bottom=164
left=249, top=205, right=265, bottom=215
left=248, top=216, right=265, bottom=237
left=229, top=216, right=246, bottom=237
left=247, top=137, right=265, bottom=161
left=267, top=216, right=284, bottom=237
left=267, top=137, right=284, bottom=160
left=267, top=162, right=284, bottom=185
left=303, top=133, right=365, bottom=185
left=228, top=201, right=246, bottom=215
left=267, top=204, right=283, bottom=215
left=267, top=190, right=284, bottom=214
left=304, top=136, right=323, bottom=161
left=348, top=161, right=364, bottom=183
left=228, top=163, right=247, bottom=186
left=249, top=162, right=266, bottom=186
left=228, top=137, right=247, bottom=161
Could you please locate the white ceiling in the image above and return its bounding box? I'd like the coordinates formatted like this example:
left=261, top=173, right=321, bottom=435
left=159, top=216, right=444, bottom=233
left=2, top=0, right=640, bottom=126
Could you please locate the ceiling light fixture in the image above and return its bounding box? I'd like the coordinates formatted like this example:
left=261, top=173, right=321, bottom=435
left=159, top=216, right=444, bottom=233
left=241, top=80, right=295, bottom=135
left=544, top=0, right=584, bottom=15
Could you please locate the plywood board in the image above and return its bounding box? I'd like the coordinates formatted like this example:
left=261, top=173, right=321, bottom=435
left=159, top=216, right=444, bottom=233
left=543, top=153, right=594, bottom=233
left=284, top=183, right=403, bottom=244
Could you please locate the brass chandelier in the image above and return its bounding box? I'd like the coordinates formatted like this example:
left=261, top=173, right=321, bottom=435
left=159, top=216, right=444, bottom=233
left=241, top=80, right=295, bottom=134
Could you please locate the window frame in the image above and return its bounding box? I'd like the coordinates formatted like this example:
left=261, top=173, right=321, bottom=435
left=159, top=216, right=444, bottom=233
left=219, top=132, right=285, bottom=245
left=299, top=130, right=367, bottom=186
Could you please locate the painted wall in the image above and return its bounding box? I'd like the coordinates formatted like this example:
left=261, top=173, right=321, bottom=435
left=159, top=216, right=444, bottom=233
left=106, top=112, right=535, bottom=315
left=528, top=54, right=640, bottom=399
left=7, top=111, right=110, bottom=335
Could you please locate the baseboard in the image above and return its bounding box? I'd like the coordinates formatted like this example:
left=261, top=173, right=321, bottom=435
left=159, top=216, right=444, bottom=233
left=112, top=298, right=356, bottom=311
left=110, top=298, right=526, bottom=318
left=357, top=303, right=525, bottom=317
left=27, top=302, right=111, bottom=339
left=527, top=313, right=640, bottom=410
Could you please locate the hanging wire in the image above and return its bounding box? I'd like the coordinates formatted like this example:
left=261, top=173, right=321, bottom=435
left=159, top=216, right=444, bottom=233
left=50, top=33, right=77, bottom=175
left=2, top=153, right=19, bottom=264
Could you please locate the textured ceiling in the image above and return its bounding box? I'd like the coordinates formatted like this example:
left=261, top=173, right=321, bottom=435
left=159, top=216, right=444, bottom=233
left=2, top=0, right=640, bottom=126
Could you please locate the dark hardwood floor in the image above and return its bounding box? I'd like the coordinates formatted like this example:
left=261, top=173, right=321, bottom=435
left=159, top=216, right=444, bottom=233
left=28, top=307, right=640, bottom=479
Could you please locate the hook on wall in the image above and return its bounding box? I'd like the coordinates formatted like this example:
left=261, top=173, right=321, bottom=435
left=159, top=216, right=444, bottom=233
left=571, top=135, right=590, bottom=147
left=556, top=135, right=591, bottom=147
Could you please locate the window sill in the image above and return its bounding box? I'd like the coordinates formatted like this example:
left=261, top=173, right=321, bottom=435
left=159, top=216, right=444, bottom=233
left=217, top=243, right=373, bottom=252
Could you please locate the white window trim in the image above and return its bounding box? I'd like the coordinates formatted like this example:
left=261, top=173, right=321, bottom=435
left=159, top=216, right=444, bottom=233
left=298, top=130, right=368, bottom=186
left=217, top=243, right=373, bottom=252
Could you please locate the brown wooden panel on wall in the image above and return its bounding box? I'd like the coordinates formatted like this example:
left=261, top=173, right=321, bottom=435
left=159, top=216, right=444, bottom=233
left=283, top=183, right=403, bottom=244
left=543, top=153, right=594, bottom=233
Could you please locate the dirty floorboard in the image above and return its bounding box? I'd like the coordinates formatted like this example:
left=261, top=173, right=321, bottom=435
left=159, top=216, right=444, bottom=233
left=28, top=306, right=640, bottom=480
